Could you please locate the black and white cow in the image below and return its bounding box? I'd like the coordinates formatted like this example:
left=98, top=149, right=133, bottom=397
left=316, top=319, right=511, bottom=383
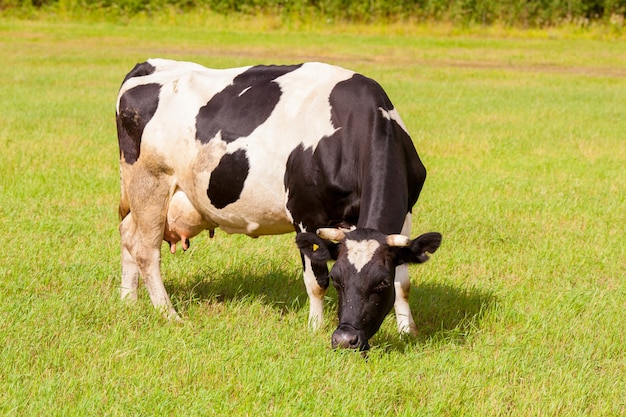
left=116, top=59, right=441, bottom=350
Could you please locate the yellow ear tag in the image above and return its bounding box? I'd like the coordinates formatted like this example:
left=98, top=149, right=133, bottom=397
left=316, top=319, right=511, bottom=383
left=312, top=244, right=319, bottom=251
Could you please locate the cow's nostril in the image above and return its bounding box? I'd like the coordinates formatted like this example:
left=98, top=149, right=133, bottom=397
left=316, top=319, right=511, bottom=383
left=331, top=329, right=360, bottom=349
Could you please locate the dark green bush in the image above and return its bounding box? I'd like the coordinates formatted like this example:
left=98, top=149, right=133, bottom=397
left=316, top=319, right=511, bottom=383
left=1, top=0, right=625, bottom=26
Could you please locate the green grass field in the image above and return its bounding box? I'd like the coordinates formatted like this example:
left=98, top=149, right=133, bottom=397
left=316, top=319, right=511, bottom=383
left=1, top=15, right=625, bottom=415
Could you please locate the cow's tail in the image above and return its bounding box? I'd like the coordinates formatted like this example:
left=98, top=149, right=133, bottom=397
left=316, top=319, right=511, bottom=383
left=118, top=166, right=130, bottom=220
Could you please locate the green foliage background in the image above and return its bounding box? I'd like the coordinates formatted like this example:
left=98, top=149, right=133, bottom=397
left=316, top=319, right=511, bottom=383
left=2, top=0, right=626, bottom=26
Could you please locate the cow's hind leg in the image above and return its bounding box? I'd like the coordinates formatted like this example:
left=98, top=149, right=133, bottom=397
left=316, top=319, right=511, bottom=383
left=120, top=240, right=139, bottom=301
left=119, top=168, right=179, bottom=320
left=394, top=213, right=418, bottom=336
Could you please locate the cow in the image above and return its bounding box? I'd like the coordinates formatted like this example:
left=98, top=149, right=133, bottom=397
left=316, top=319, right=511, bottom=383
left=116, top=59, right=441, bottom=350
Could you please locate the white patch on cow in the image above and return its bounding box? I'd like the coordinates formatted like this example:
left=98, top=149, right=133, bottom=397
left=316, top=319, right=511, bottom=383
left=345, top=239, right=380, bottom=273
left=238, top=86, right=251, bottom=97
left=378, top=107, right=409, bottom=135
left=274, top=62, right=354, bottom=151
left=400, top=212, right=412, bottom=236
left=284, top=189, right=295, bottom=225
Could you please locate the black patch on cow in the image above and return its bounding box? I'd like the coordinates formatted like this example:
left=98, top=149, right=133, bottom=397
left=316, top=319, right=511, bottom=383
left=285, top=144, right=361, bottom=231
left=327, top=74, right=425, bottom=234
left=120, top=61, right=156, bottom=86
left=116, top=83, right=161, bottom=165
left=207, top=149, right=250, bottom=209
left=284, top=73, right=427, bottom=237
left=328, top=73, right=394, bottom=129
left=196, top=64, right=303, bottom=144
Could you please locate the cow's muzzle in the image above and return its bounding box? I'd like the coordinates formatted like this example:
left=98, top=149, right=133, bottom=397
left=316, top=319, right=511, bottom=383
left=331, top=326, right=369, bottom=351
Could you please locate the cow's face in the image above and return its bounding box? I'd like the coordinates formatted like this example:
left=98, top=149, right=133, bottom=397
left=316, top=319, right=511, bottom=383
left=297, top=228, right=441, bottom=350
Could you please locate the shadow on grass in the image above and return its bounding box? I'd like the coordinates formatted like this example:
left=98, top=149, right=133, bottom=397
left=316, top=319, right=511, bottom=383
left=373, top=282, right=496, bottom=353
left=168, top=267, right=495, bottom=352
left=167, top=266, right=309, bottom=316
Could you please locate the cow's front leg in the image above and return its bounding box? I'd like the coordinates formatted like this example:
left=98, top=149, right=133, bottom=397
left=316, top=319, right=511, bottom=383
left=394, top=212, right=418, bottom=335
left=394, top=263, right=418, bottom=336
left=301, top=253, right=329, bottom=330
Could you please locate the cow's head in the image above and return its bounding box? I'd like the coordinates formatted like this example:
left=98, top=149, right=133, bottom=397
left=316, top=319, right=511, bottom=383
left=297, top=227, right=441, bottom=350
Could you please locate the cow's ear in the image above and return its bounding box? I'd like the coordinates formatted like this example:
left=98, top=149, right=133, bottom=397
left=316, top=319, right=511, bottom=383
left=296, top=233, right=339, bottom=262
left=392, top=232, right=442, bottom=264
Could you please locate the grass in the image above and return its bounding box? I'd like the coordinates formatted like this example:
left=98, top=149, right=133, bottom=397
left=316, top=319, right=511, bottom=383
left=1, top=14, right=625, bottom=415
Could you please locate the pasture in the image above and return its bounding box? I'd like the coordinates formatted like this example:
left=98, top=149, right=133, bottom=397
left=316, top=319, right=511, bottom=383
left=1, top=15, right=625, bottom=415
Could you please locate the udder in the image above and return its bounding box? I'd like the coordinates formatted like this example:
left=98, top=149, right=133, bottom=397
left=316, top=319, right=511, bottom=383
left=164, top=190, right=214, bottom=253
